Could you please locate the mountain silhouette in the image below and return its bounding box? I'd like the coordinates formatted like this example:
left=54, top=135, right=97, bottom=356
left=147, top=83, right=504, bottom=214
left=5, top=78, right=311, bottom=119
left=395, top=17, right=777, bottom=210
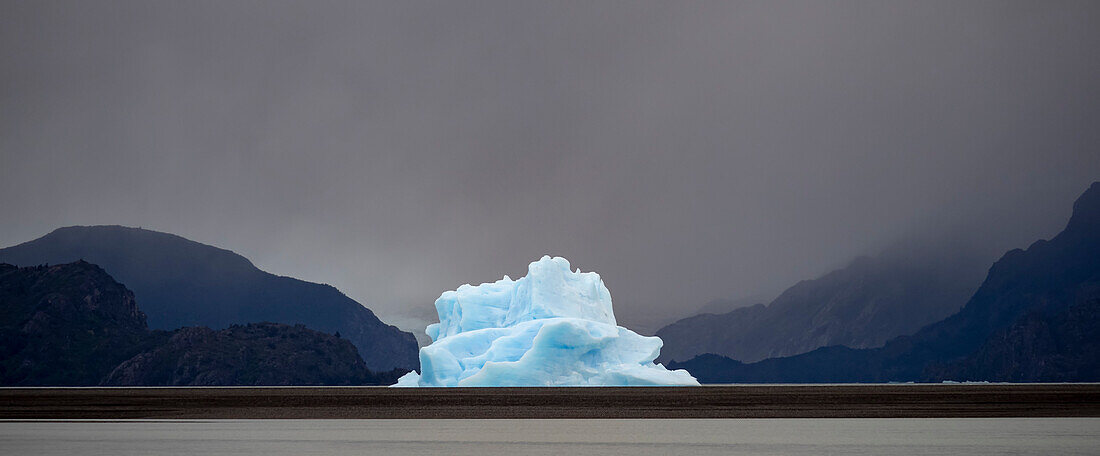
left=0, top=226, right=417, bottom=371
left=671, top=182, right=1100, bottom=382
left=0, top=261, right=400, bottom=385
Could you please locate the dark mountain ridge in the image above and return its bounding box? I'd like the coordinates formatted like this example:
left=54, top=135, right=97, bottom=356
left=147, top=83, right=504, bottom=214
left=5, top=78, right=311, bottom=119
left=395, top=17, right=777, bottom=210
left=927, top=297, right=1100, bottom=382
left=103, top=322, right=404, bottom=386
left=0, top=261, right=398, bottom=386
left=0, top=226, right=417, bottom=371
left=0, top=261, right=152, bottom=385
left=671, top=182, right=1100, bottom=383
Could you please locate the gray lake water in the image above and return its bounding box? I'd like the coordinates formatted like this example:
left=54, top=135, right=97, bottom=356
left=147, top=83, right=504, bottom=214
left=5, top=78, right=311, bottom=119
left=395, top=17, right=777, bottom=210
left=2, top=418, right=1099, bottom=455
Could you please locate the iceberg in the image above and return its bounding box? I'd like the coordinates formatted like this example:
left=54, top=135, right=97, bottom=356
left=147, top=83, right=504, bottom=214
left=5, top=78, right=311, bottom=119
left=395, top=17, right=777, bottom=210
left=395, top=256, right=699, bottom=386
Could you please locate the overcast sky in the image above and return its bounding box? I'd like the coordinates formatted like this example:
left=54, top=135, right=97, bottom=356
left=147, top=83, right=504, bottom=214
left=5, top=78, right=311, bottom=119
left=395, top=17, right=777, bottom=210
left=2, top=1, right=1099, bottom=334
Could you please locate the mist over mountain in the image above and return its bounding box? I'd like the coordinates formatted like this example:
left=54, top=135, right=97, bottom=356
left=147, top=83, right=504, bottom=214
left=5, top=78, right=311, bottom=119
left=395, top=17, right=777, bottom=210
left=3, top=2, right=1098, bottom=342
left=692, top=297, right=765, bottom=317
left=671, top=182, right=1100, bottom=382
left=657, top=244, right=987, bottom=364
left=0, top=226, right=417, bottom=371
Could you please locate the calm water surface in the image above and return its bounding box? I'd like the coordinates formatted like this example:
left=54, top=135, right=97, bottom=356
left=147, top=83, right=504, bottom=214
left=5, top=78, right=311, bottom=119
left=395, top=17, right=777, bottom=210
left=2, top=418, right=1099, bottom=455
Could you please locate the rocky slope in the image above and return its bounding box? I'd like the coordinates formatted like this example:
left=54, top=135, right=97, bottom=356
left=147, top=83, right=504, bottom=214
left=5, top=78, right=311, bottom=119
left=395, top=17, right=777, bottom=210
left=927, top=297, right=1100, bottom=382
left=0, top=226, right=417, bottom=371
left=0, top=261, right=152, bottom=385
left=104, top=323, right=402, bottom=386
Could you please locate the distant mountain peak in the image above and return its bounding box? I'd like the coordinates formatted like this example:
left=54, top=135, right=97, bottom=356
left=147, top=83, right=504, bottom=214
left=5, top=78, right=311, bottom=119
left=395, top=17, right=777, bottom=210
left=35, top=225, right=258, bottom=271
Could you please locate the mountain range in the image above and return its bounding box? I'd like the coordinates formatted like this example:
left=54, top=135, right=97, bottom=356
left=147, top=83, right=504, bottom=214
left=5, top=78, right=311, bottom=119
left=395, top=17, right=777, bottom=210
left=0, top=261, right=400, bottom=386
left=3, top=182, right=1097, bottom=384
left=670, top=182, right=1100, bottom=382
left=0, top=226, right=417, bottom=371
left=656, top=252, right=981, bottom=364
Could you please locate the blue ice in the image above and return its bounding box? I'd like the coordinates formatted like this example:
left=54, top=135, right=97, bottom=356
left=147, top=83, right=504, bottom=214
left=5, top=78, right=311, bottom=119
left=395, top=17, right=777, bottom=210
left=395, top=256, right=699, bottom=386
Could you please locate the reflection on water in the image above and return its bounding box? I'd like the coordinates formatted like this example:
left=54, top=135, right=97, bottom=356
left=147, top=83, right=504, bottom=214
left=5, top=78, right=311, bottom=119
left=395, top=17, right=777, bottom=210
left=2, top=418, right=1099, bottom=455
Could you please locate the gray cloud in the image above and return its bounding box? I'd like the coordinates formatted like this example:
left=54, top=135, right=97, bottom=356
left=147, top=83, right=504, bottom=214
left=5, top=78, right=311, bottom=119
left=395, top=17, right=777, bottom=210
left=3, top=1, right=1099, bottom=333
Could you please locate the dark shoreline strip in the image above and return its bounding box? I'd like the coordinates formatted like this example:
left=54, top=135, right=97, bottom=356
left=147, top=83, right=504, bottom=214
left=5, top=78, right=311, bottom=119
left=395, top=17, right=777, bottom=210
left=2, top=385, right=1099, bottom=419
